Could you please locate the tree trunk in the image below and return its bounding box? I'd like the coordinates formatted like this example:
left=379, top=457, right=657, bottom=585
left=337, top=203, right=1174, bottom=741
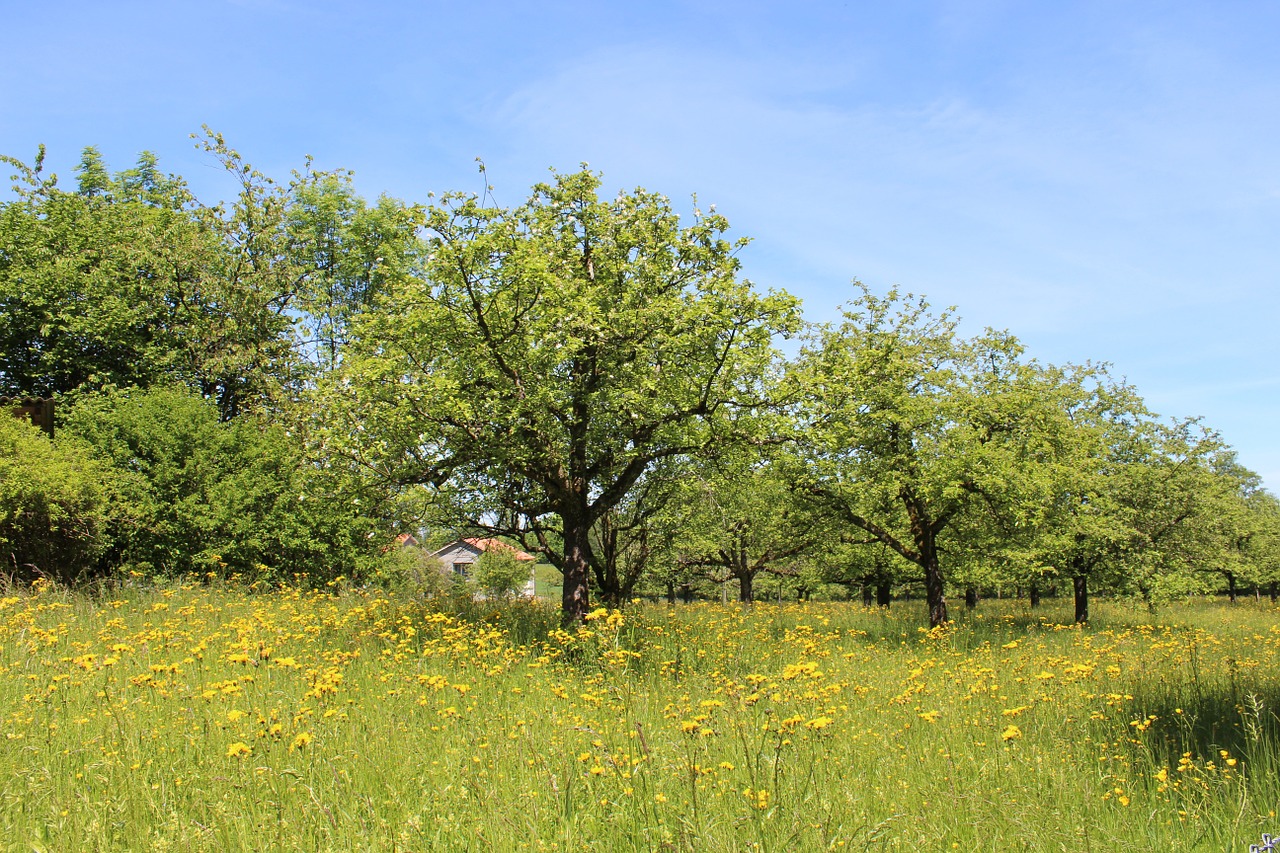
left=1029, top=583, right=1041, bottom=609
left=666, top=581, right=676, bottom=605
left=738, top=572, right=754, bottom=604
left=1073, top=574, right=1088, bottom=624
left=560, top=515, right=592, bottom=624
left=876, top=581, right=892, bottom=608
left=964, top=587, right=977, bottom=610
left=902, top=487, right=946, bottom=626
left=1270, top=582, right=1277, bottom=603
left=861, top=583, right=874, bottom=607
left=924, top=554, right=947, bottom=628
left=1226, top=571, right=1237, bottom=603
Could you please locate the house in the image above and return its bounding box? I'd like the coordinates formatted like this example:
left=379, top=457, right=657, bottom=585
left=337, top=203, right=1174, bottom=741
left=431, top=537, right=538, bottom=596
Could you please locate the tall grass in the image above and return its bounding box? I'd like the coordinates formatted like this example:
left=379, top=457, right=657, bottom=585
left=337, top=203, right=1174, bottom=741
left=0, top=581, right=1276, bottom=850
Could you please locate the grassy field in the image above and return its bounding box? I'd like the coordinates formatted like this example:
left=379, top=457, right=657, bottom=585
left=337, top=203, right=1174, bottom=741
left=1, top=581, right=1277, bottom=851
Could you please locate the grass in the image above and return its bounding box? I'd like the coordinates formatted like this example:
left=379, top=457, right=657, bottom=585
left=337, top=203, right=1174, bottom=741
left=0, top=581, right=1277, bottom=851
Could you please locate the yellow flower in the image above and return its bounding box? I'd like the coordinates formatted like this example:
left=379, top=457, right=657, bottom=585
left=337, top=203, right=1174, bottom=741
left=1001, top=725, right=1022, bottom=742
left=290, top=732, right=313, bottom=750
left=226, top=710, right=246, bottom=723
left=226, top=742, right=252, bottom=758
left=806, top=716, right=834, bottom=730
left=918, top=711, right=940, bottom=723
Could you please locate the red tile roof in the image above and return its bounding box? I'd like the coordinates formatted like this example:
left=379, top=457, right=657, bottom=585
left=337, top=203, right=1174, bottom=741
left=462, top=538, right=536, bottom=561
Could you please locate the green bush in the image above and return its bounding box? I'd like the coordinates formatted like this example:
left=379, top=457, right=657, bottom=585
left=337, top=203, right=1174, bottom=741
left=0, top=416, right=114, bottom=583
left=62, top=386, right=387, bottom=582
left=474, top=548, right=531, bottom=599
left=371, top=543, right=448, bottom=597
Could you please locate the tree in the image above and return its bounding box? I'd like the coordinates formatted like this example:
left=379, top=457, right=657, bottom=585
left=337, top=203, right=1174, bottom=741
left=0, top=146, right=213, bottom=400
left=796, top=285, right=1082, bottom=627
left=325, top=169, right=800, bottom=622
left=0, top=137, right=417, bottom=418
left=474, top=548, right=531, bottom=600
left=675, top=452, right=818, bottom=603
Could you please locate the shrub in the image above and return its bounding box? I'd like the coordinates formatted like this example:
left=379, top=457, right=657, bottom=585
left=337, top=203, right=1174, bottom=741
left=62, top=386, right=387, bottom=582
left=0, top=416, right=114, bottom=583
left=474, top=548, right=531, bottom=599
left=371, top=543, right=448, bottom=597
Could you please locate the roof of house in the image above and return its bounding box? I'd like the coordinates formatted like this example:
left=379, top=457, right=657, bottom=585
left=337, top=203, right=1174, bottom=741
left=434, top=537, right=537, bottom=562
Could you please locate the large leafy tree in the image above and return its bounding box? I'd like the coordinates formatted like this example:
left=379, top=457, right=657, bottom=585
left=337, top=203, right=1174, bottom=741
left=796, top=285, right=1082, bottom=627
left=325, top=169, right=800, bottom=622
left=0, top=146, right=212, bottom=399
left=0, top=136, right=416, bottom=417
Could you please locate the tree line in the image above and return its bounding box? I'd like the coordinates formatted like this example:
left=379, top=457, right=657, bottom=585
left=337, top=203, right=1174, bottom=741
left=2, top=138, right=1275, bottom=625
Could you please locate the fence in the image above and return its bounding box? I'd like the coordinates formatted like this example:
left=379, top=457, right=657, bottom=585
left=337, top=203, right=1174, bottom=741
left=2, top=397, right=55, bottom=437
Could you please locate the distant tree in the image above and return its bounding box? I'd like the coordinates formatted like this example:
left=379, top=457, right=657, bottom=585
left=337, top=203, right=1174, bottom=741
left=795, top=285, right=1084, bottom=627
left=676, top=452, right=818, bottom=603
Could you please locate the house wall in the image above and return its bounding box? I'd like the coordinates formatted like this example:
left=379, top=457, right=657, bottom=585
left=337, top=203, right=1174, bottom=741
left=434, top=543, right=482, bottom=576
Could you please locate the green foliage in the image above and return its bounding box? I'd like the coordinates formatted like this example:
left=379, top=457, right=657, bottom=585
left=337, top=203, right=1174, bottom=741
left=325, top=168, right=801, bottom=621
left=0, top=416, right=114, bottom=583
left=674, top=451, right=820, bottom=602
left=796, top=284, right=1088, bottom=625
left=0, top=138, right=418, bottom=418
left=473, top=548, right=531, bottom=599
left=0, top=148, right=213, bottom=400
left=61, top=386, right=386, bottom=581
left=370, top=543, right=448, bottom=598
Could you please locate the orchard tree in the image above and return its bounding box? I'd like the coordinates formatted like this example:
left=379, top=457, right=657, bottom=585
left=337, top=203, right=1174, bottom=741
left=675, top=452, right=819, bottom=604
left=796, top=285, right=1083, bottom=627
left=324, top=169, right=800, bottom=623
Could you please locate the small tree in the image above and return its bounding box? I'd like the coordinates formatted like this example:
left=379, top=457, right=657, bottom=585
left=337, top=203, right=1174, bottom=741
left=474, top=548, right=530, bottom=600
left=372, top=543, right=448, bottom=598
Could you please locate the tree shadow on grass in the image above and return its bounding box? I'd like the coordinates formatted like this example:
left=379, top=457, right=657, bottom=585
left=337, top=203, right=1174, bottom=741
left=1131, top=682, right=1280, bottom=769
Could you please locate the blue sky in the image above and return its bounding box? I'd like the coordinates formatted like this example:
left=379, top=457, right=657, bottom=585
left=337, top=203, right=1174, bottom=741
left=4, top=1, right=1278, bottom=485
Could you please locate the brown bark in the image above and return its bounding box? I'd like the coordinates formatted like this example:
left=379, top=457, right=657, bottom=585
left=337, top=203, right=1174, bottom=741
left=560, top=515, right=592, bottom=625
left=1073, top=574, right=1088, bottom=624
left=964, top=587, right=977, bottom=610
left=1029, top=583, right=1041, bottom=609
